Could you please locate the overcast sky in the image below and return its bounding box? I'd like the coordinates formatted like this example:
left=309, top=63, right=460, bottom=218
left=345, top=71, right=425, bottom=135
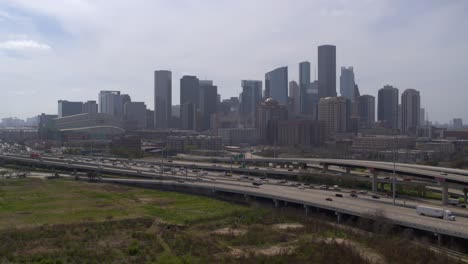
left=0, top=0, right=467, bottom=122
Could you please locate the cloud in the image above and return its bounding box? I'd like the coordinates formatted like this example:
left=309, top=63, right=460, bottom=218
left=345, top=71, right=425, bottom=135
left=0, top=39, right=51, bottom=51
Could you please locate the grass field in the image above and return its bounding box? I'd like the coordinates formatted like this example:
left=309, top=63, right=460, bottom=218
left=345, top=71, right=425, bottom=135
left=0, top=178, right=461, bottom=263
left=0, top=178, right=249, bottom=228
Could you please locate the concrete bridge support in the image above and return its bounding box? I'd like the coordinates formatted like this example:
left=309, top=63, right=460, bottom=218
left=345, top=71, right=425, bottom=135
left=463, top=188, right=468, bottom=204
left=372, top=172, right=378, bottom=192
left=304, top=205, right=310, bottom=216
left=335, top=212, right=342, bottom=223
left=273, top=199, right=279, bottom=208
left=442, top=182, right=449, bottom=205
left=345, top=167, right=351, bottom=176
left=322, top=164, right=329, bottom=173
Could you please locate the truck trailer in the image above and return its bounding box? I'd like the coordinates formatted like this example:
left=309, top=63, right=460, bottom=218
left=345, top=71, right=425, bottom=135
left=416, top=205, right=455, bottom=221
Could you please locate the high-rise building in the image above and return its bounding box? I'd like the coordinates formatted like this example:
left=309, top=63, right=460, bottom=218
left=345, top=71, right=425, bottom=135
left=299, top=61, right=311, bottom=114
left=240, top=80, right=262, bottom=127
left=146, top=109, right=155, bottom=129
left=180, top=75, right=200, bottom=130
left=340, top=67, right=355, bottom=100
left=302, top=81, right=319, bottom=118
left=317, top=97, right=347, bottom=138
left=199, top=80, right=218, bottom=131
left=154, top=70, right=172, bottom=129
left=98, top=91, right=127, bottom=117
left=124, top=102, right=147, bottom=130
left=256, top=98, right=288, bottom=144
left=377, top=85, right=399, bottom=131
left=453, top=118, right=463, bottom=129
left=289, top=81, right=301, bottom=117
left=357, top=95, right=375, bottom=129
left=401, top=89, right=420, bottom=135
left=58, top=100, right=83, bottom=118
left=265, top=66, right=288, bottom=105
left=82, top=101, right=98, bottom=114
left=419, top=108, right=425, bottom=125
left=318, top=45, right=337, bottom=98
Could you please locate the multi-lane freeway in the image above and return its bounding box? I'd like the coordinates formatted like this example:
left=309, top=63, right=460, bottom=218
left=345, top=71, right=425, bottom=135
left=1, top=150, right=468, bottom=240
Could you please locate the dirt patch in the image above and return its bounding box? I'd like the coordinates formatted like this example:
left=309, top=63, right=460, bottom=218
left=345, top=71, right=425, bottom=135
left=321, top=238, right=387, bottom=264
left=272, top=223, right=304, bottom=230
left=229, top=244, right=295, bottom=258
left=211, top=227, right=247, bottom=236
left=138, top=197, right=173, bottom=206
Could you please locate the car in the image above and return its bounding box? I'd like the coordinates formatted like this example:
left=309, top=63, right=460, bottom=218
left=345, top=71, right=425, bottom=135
left=319, top=185, right=329, bottom=190
left=326, top=198, right=333, bottom=201
left=288, top=169, right=293, bottom=171
left=350, top=193, right=358, bottom=198
left=358, top=191, right=368, bottom=195
left=168, top=160, right=173, bottom=163
left=335, top=193, right=343, bottom=198
left=460, top=204, right=467, bottom=208
left=371, top=195, right=380, bottom=199
left=260, top=177, right=266, bottom=180
left=252, top=182, right=262, bottom=186
left=254, top=167, right=259, bottom=170
left=177, top=180, right=185, bottom=183
left=384, top=177, right=390, bottom=180
left=440, top=172, right=447, bottom=175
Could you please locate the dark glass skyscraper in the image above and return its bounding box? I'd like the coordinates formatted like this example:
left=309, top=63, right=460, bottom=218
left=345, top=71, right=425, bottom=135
left=199, top=80, right=218, bottom=131
left=154, top=70, right=172, bottom=129
left=180, top=75, right=200, bottom=130
left=265, top=66, right=288, bottom=105
left=299, top=61, right=311, bottom=114
left=378, top=85, right=399, bottom=131
left=240, top=80, right=262, bottom=127
left=318, top=45, right=337, bottom=98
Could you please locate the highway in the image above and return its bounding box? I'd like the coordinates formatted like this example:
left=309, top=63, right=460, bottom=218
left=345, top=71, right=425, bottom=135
left=1, top=152, right=468, bottom=240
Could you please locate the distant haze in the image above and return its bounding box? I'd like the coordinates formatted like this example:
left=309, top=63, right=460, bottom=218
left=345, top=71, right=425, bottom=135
left=0, top=0, right=467, bottom=123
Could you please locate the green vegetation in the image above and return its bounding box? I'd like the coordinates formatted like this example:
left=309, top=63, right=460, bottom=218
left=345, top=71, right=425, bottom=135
left=0, top=178, right=462, bottom=263
left=0, top=178, right=248, bottom=227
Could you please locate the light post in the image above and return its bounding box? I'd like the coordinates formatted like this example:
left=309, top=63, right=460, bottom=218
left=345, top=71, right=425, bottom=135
left=392, top=134, right=397, bottom=205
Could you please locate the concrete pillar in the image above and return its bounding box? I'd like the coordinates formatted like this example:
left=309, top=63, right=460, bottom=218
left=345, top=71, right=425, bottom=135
left=304, top=205, right=310, bottom=216
left=244, top=194, right=250, bottom=202
left=372, top=172, right=378, bottom=192
left=323, top=164, right=329, bottom=172
left=436, top=233, right=442, bottom=246
left=442, top=182, right=449, bottom=205
left=273, top=199, right=279, bottom=208
left=335, top=212, right=342, bottom=223
left=345, top=167, right=351, bottom=176
left=284, top=201, right=288, bottom=207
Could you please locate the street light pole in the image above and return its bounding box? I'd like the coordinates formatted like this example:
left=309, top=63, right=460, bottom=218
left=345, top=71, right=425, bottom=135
left=392, top=134, right=396, bottom=205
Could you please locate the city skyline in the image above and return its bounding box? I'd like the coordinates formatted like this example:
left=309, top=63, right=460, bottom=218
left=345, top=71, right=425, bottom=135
left=0, top=1, right=467, bottom=122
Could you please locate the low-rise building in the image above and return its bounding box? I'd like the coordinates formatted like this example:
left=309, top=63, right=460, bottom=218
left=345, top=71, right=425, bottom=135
left=276, top=119, right=326, bottom=148
left=218, top=128, right=259, bottom=145
left=166, top=135, right=222, bottom=152
left=352, top=135, right=415, bottom=152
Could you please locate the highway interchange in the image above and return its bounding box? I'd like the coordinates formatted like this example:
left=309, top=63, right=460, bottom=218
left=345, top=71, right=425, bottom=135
left=1, top=142, right=468, bottom=240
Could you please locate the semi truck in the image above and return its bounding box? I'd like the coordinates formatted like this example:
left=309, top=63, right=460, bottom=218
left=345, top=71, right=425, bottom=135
left=416, top=205, right=455, bottom=221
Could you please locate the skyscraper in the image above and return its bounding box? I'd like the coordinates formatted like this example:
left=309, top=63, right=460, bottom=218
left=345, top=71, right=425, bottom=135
left=357, top=95, right=375, bottom=129
left=302, top=81, right=319, bottom=118
left=154, top=70, right=172, bottom=129
left=58, top=100, right=83, bottom=118
left=124, top=102, right=147, bottom=130
left=199, top=80, right=218, bottom=131
left=99, top=91, right=121, bottom=116
left=299, top=61, right=311, bottom=114
left=82, top=101, right=98, bottom=114
left=340, top=67, right=355, bottom=100
left=265, top=66, right=288, bottom=105
left=240, top=80, right=262, bottom=127
left=318, top=45, right=337, bottom=98
left=289, top=81, right=300, bottom=117
left=317, top=96, right=347, bottom=138
left=377, top=85, right=399, bottom=131
left=180, top=75, right=200, bottom=130
left=401, top=89, right=420, bottom=135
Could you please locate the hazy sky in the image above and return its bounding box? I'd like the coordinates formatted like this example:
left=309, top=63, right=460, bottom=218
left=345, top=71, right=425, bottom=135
left=0, top=0, right=467, bottom=122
